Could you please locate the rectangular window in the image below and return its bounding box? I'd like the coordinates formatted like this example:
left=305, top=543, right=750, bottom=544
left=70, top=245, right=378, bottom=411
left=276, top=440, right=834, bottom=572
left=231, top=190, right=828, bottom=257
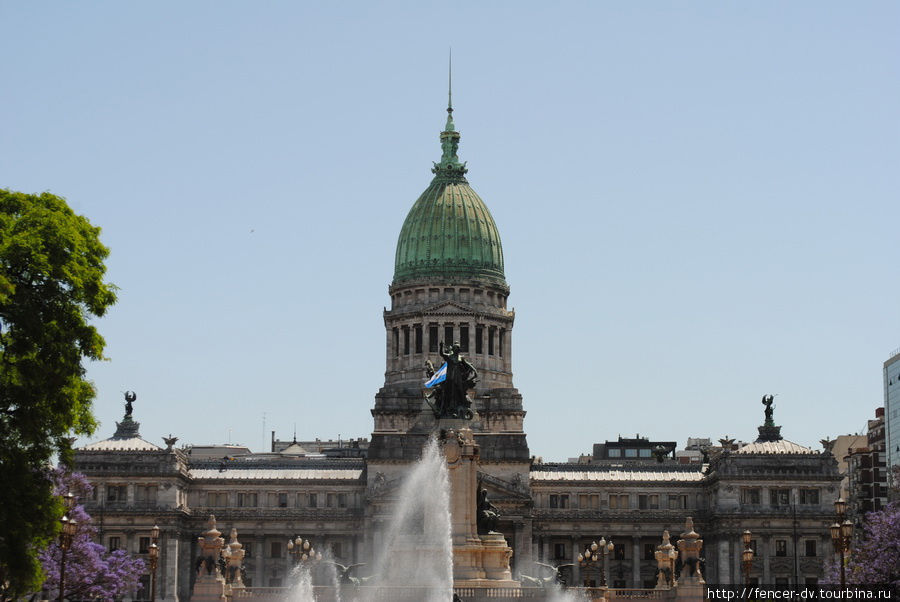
left=107, top=485, right=127, bottom=502
left=488, top=326, right=495, bottom=355
left=459, top=325, right=469, bottom=352
left=475, top=326, right=483, bottom=354
left=499, top=329, right=505, bottom=357
left=614, top=543, right=625, bottom=560
left=799, top=489, right=819, bottom=505
left=338, top=493, right=348, bottom=508
left=270, top=541, right=282, bottom=558
left=579, top=494, right=589, bottom=509
left=138, top=575, right=150, bottom=600
left=741, top=488, right=761, bottom=505
left=309, top=493, right=317, bottom=508
left=625, top=448, right=638, bottom=458
left=207, top=492, right=227, bottom=507
left=559, top=494, right=569, bottom=509
left=610, top=494, right=628, bottom=509
left=238, top=493, right=257, bottom=507
left=403, top=327, right=410, bottom=355
left=775, top=540, right=787, bottom=557
left=590, top=494, right=599, bottom=509
left=139, top=537, right=150, bottom=554
left=771, top=489, right=791, bottom=507
left=333, top=542, right=343, bottom=558
left=392, top=328, right=399, bottom=357
left=805, top=540, right=817, bottom=557
left=278, top=493, right=288, bottom=508
left=414, top=325, right=422, bottom=354
left=553, top=543, right=567, bottom=560
left=668, top=495, right=687, bottom=509
left=135, top=485, right=157, bottom=504
left=429, top=325, right=439, bottom=352
left=608, top=448, right=622, bottom=458
left=644, top=543, right=656, bottom=560
left=549, top=495, right=559, bottom=509
left=109, top=536, right=121, bottom=551
left=639, top=449, right=652, bottom=458
left=639, top=494, right=648, bottom=510
left=445, top=326, right=454, bottom=347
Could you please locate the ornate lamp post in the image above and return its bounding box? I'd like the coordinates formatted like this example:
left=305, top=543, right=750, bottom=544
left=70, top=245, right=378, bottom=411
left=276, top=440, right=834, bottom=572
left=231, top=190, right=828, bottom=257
left=577, top=537, right=614, bottom=587
left=148, top=525, right=160, bottom=601
left=286, top=536, right=322, bottom=565
left=741, top=530, right=754, bottom=586
left=830, top=499, right=853, bottom=587
left=57, top=492, right=78, bottom=602
left=578, top=541, right=600, bottom=587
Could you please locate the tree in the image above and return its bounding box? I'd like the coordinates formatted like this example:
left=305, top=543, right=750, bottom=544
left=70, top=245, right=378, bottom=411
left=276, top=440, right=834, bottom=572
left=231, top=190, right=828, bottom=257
left=38, top=469, right=145, bottom=600
left=0, top=190, right=116, bottom=597
left=824, top=502, right=900, bottom=587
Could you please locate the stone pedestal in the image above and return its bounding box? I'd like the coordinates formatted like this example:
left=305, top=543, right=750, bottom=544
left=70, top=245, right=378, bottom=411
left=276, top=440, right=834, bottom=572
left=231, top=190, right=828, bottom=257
left=441, top=425, right=519, bottom=588
left=673, top=517, right=705, bottom=602
left=190, top=516, right=227, bottom=602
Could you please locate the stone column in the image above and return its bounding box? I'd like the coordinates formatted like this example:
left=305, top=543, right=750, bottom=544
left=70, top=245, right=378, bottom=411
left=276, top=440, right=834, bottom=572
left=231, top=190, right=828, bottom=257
left=633, top=536, right=642, bottom=587
left=254, top=541, right=263, bottom=588
left=572, top=538, right=581, bottom=586
left=717, top=537, right=730, bottom=585
left=762, top=535, right=771, bottom=584
left=517, top=520, right=533, bottom=579
left=163, top=532, right=180, bottom=600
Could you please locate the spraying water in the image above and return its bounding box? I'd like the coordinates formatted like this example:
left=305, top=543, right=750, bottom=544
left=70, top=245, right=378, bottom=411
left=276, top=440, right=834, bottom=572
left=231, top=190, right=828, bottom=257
left=286, top=436, right=452, bottom=601
left=367, top=436, right=453, bottom=601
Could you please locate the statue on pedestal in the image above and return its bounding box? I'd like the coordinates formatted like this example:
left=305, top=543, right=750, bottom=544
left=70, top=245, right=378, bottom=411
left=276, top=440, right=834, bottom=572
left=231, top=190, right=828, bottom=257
left=477, top=487, right=499, bottom=534
left=424, top=341, right=477, bottom=420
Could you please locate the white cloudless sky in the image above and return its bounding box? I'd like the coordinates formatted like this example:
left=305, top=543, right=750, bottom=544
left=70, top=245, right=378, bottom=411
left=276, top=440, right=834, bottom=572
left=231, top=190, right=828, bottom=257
left=2, top=2, right=898, bottom=460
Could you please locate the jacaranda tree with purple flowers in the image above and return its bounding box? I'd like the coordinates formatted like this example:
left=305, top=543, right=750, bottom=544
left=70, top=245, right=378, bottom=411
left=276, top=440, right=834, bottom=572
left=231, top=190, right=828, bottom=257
left=824, top=501, right=900, bottom=587
left=37, top=469, right=145, bottom=600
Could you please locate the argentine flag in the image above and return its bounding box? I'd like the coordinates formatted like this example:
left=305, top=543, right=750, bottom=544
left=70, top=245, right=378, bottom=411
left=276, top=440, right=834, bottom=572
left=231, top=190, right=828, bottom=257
left=425, top=363, right=447, bottom=388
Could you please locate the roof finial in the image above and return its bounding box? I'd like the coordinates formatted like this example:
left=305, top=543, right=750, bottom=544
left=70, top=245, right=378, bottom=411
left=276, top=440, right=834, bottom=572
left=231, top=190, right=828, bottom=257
left=433, top=50, right=466, bottom=181
left=445, top=49, right=455, bottom=132
left=448, top=48, right=453, bottom=114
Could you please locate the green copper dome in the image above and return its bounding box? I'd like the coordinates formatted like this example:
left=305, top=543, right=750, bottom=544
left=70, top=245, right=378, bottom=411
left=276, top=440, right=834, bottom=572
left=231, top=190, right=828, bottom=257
left=393, top=106, right=506, bottom=287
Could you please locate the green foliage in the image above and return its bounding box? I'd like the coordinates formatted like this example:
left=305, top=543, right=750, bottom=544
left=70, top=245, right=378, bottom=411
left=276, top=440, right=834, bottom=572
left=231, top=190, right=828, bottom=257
left=0, top=189, right=116, bottom=597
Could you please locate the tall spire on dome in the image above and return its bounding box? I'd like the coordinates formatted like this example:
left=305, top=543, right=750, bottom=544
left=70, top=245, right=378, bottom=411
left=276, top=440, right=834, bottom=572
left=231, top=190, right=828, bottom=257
left=433, top=50, right=467, bottom=182
left=446, top=49, right=455, bottom=132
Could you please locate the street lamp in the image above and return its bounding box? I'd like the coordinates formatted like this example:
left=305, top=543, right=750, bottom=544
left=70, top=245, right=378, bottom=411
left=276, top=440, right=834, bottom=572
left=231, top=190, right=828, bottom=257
left=741, top=530, right=754, bottom=586
left=577, top=541, right=600, bottom=587
left=577, top=538, right=614, bottom=587
left=286, top=536, right=322, bottom=565
left=148, top=524, right=160, bottom=602
left=57, top=492, right=79, bottom=602
left=831, top=499, right=853, bottom=587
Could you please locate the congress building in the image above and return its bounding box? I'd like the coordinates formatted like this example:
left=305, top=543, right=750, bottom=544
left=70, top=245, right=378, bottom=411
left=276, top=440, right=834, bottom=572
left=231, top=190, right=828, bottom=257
left=74, top=100, right=841, bottom=600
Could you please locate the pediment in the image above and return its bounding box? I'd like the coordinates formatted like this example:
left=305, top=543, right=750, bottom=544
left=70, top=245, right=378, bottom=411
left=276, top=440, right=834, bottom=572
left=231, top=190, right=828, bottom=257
left=423, top=301, right=475, bottom=315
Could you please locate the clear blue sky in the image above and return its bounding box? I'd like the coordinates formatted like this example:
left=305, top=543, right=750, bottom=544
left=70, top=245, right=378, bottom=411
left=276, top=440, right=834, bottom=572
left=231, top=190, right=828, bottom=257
left=3, top=2, right=897, bottom=460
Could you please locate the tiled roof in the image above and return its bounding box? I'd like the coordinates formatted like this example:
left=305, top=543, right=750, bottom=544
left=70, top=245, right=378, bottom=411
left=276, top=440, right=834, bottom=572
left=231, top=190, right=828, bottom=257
left=530, top=466, right=705, bottom=482
left=190, top=468, right=363, bottom=481
left=80, top=437, right=162, bottom=451
left=734, top=440, right=816, bottom=455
